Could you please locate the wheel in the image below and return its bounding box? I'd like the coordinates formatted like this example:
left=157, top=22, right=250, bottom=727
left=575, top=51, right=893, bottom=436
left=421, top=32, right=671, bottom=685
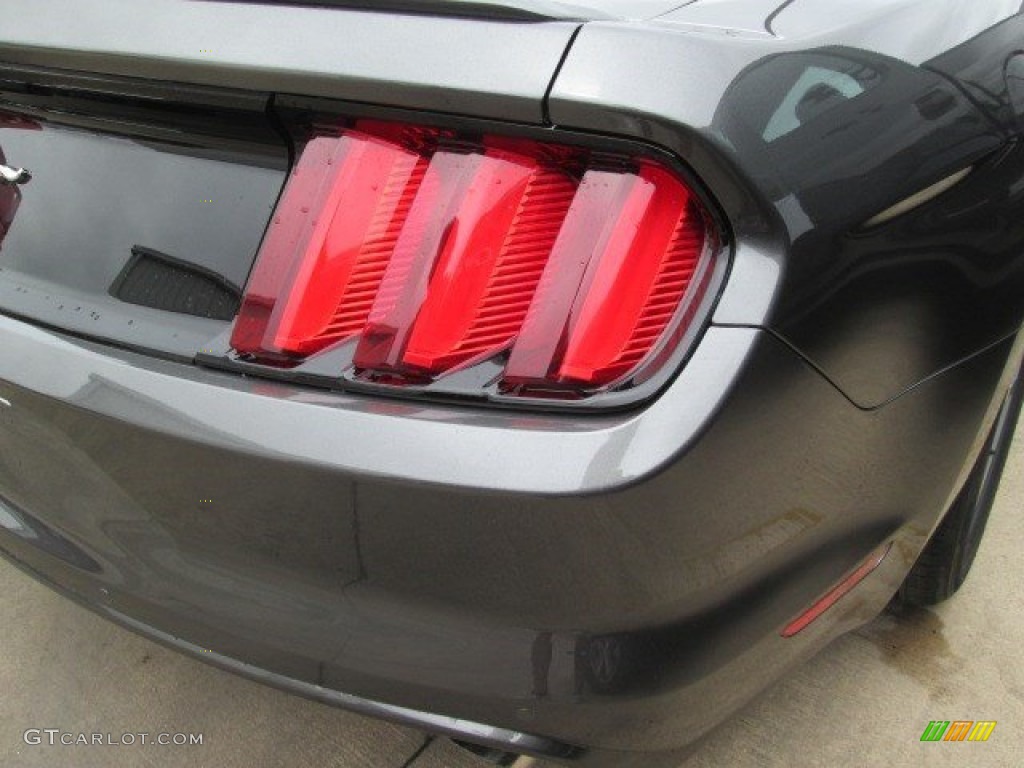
left=896, top=360, right=1024, bottom=606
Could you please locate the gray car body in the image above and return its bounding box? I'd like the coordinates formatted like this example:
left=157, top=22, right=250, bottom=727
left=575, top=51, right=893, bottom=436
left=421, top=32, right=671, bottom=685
left=1, top=1, right=1023, bottom=766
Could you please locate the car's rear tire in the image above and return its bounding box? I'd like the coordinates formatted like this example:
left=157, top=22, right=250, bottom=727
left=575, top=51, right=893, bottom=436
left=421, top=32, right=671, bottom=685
left=896, top=360, right=1023, bottom=606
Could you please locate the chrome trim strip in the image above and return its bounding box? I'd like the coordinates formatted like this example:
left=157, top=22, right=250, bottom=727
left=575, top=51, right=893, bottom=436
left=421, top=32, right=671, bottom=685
left=0, top=164, right=31, bottom=185
left=863, top=167, right=972, bottom=228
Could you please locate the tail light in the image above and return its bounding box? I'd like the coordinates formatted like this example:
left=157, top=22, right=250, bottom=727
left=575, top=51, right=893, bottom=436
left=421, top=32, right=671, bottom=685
left=230, top=118, right=719, bottom=405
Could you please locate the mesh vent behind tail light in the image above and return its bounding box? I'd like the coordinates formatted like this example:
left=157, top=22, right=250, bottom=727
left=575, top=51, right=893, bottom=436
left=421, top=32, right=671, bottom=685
left=230, top=120, right=718, bottom=403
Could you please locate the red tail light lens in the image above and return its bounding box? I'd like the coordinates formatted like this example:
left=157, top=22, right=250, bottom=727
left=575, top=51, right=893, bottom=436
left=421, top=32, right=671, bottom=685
left=231, top=127, right=433, bottom=359
left=231, top=119, right=718, bottom=403
left=355, top=143, right=578, bottom=374
left=503, top=162, right=704, bottom=389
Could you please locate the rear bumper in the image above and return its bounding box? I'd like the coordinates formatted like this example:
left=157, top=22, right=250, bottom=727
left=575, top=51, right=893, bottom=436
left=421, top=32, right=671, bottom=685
left=0, top=312, right=1015, bottom=763
left=0, top=545, right=581, bottom=762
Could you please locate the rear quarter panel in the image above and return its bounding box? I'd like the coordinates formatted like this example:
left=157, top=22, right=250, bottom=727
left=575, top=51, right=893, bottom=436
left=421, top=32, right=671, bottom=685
left=550, top=0, right=1024, bottom=407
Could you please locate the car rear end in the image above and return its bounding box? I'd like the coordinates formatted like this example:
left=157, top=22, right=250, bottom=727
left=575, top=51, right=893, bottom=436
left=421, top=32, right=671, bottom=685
left=2, top=2, right=1023, bottom=766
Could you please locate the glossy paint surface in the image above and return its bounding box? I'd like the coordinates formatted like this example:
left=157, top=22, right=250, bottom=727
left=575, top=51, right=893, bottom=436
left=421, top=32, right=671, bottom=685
left=0, top=0, right=579, bottom=123
left=246, top=0, right=698, bottom=19
left=0, top=1, right=1022, bottom=766
left=551, top=2, right=1024, bottom=406
left=0, top=312, right=1017, bottom=765
left=0, top=70, right=286, bottom=357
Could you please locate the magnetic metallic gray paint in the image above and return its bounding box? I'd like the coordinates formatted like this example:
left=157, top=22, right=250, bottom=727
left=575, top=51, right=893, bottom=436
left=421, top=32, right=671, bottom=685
left=0, top=0, right=578, bottom=123
left=0, top=310, right=1017, bottom=764
left=0, top=314, right=755, bottom=494
left=549, top=4, right=1024, bottom=407
left=242, top=0, right=696, bottom=20
left=0, top=1, right=1023, bottom=765
left=0, top=121, right=285, bottom=359
left=0, top=545, right=582, bottom=762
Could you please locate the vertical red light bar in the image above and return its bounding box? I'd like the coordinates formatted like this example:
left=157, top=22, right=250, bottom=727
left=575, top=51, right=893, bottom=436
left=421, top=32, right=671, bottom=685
left=399, top=147, right=577, bottom=373
left=557, top=164, right=704, bottom=384
left=231, top=129, right=428, bottom=359
left=501, top=168, right=648, bottom=386
left=354, top=146, right=574, bottom=375
left=503, top=162, right=707, bottom=390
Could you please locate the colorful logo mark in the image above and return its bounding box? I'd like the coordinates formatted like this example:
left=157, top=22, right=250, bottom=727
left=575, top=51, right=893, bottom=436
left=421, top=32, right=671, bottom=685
left=921, top=721, right=996, bottom=742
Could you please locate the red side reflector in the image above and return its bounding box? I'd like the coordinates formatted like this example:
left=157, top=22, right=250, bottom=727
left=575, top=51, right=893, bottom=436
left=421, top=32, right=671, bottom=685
left=780, top=543, right=892, bottom=638
left=230, top=119, right=717, bottom=403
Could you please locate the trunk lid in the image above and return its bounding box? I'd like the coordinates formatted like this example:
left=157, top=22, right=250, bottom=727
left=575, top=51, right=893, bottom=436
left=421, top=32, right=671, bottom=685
left=0, top=2, right=580, bottom=359
left=0, top=0, right=579, bottom=123
left=0, top=68, right=287, bottom=359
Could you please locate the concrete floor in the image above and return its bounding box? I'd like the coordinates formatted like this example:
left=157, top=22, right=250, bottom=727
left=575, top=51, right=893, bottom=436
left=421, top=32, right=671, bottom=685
left=1, top=424, right=1021, bottom=768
